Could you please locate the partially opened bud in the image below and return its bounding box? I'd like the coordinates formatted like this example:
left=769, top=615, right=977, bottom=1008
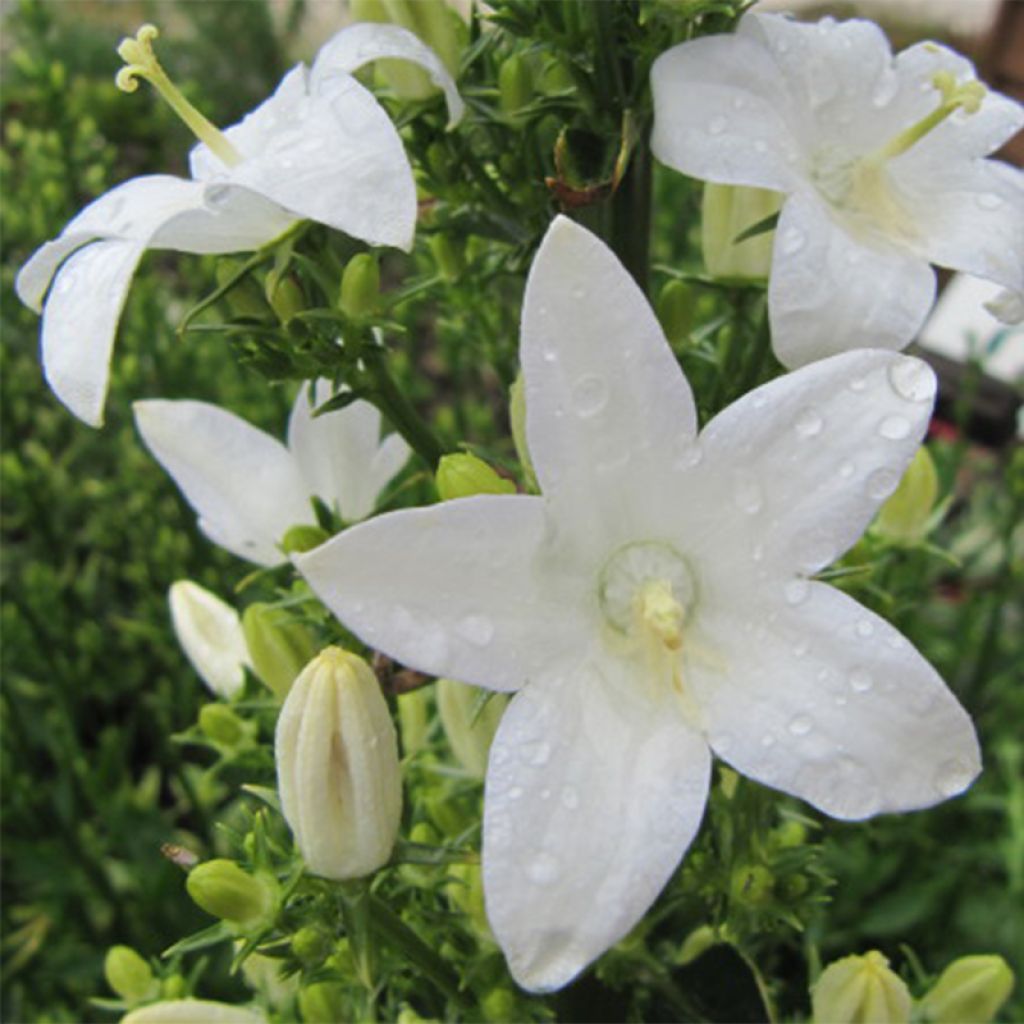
left=917, top=955, right=1014, bottom=1024
left=812, top=951, right=911, bottom=1024
left=436, top=678, right=507, bottom=778
left=242, top=603, right=318, bottom=699
left=873, top=447, right=940, bottom=545
left=275, top=647, right=402, bottom=879
left=121, top=999, right=267, bottom=1024
left=105, top=945, right=155, bottom=1003
left=436, top=453, right=516, bottom=501
left=701, top=183, right=781, bottom=281
left=186, top=860, right=277, bottom=928
left=169, top=581, right=250, bottom=699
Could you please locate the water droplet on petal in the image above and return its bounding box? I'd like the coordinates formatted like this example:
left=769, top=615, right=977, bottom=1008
left=457, top=614, right=494, bottom=647
left=734, top=474, right=764, bottom=515
left=526, top=851, right=561, bottom=885
left=793, top=639, right=810, bottom=657
left=976, top=192, right=1003, bottom=210
left=570, top=374, right=609, bottom=418
left=839, top=460, right=856, bottom=479
left=788, top=714, right=813, bottom=736
left=519, top=739, right=551, bottom=766
left=675, top=438, right=703, bottom=469
left=849, top=376, right=867, bottom=393
left=887, top=356, right=936, bottom=403
left=795, top=407, right=823, bottom=438
left=849, top=668, right=874, bottom=693
left=560, top=786, right=579, bottom=810
left=732, top=96, right=747, bottom=110
left=507, top=785, right=523, bottom=800
left=785, top=579, right=810, bottom=606
left=541, top=348, right=557, bottom=364
left=753, top=140, right=768, bottom=153
left=780, top=227, right=805, bottom=254
left=934, top=758, right=975, bottom=798
left=712, top=731, right=733, bottom=754
left=761, top=733, right=776, bottom=748
left=708, top=116, right=727, bottom=135
left=878, top=415, right=912, bottom=440
left=855, top=619, right=875, bottom=638
left=866, top=467, right=901, bottom=500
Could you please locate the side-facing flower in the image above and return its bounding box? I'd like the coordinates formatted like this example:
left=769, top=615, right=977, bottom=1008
left=296, top=216, right=980, bottom=991
left=15, top=23, right=463, bottom=427
left=135, top=381, right=409, bottom=566
left=651, top=12, right=1024, bottom=367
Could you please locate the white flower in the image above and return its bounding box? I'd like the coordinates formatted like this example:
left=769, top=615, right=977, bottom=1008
left=651, top=12, right=1024, bottom=368
left=168, top=580, right=251, bottom=698
left=121, top=1000, right=266, bottom=1024
left=15, top=23, right=463, bottom=427
left=295, top=216, right=980, bottom=992
left=135, top=381, right=410, bottom=566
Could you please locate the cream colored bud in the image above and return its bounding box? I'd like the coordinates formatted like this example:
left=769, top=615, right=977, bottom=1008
left=918, top=955, right=1014, bottom=1024
left=169, top=581, right=250, bottom=699
left=275, top=647, right=402, bottom=879
left=873, top=447, right=940, bottom=545
left=121, top=1000, right=267, bottom=1024
left=812, top=951, right=912, bottom=1024
left=701, top=183, right=782, bottom=281
left=436, top=678, right=507, bottom=778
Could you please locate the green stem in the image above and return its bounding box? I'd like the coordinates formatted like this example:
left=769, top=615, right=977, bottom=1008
left=610, top=128, right=652, bottom=296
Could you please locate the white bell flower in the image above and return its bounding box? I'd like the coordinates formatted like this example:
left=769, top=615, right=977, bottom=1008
left=15, top=22, right=463, bottom=427
left=135, top=381, right=410, bottom=567
left=295, top=216, right=980, bottom=992
left=651, top=11, right=1024, bottom=368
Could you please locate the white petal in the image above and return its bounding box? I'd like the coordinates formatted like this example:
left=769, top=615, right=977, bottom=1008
left=310, top=22, right=464, bottom=129
left=521, top=217, right=697, bottom=557
left=650, top=28, right=804, bottom=191
left=295, top=496, right=588, bottom=691
left=122, top=1000, right=266, bottom=1024
left=287, top=383, right=406, bottom=522
left=134, top=400, right=313, bottom=566
left=689, top=581, right=980, bottom=820
left=686, top=349, right=936, bottom=583
left=483, top=664, right=710, bottom=991
left=768, top=192, right=936, bottom=366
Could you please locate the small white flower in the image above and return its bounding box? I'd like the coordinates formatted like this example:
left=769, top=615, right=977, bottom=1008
left=651, top=12, right=1024, bottom=368
left=15, top=23, right=463, bottom=427
left=296, top=217, right=980, bottom=992
left=168, top=580, right=251, bottom=699
left=135, top=381, right=410, bottom=566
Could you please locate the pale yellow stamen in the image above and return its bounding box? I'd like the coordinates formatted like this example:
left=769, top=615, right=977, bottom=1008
left=115, top=24, right=242, bottom=168
left=634, top=578, right=686, bottom=652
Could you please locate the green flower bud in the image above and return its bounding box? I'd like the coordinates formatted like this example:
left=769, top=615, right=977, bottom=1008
left=275, top=648, right=402, bottom=879
left=678, top=925, right=717, bottom=966
left=185, top=860, right=277, bottom=928
left=873, top=447, right=940, bottom=545
left=812, top=951, right=912, bottom=1024
left=198, top=703, right=247, bottom=747
left=428, top=233, right=464, bottom=283
left=160, top=976, right=188, bottom=1000
left=730, top=863, right=774, bottom=907
left=499, top=54, right=533, bottom=117
left=216, top=261, right=269, bottom=320
left=104, top=945, right=155, bottom=1003
left=772, top=818, right=808, bottom=849
left=122, top=1000, right=266, bottom=1023
left=436, top=678, right=507, bottom=778
left=242, top=603, right=318, bottom=700
left=446, top=861, right=491, bottom=939
left=481, top=986, right=518, bottom=1024
left=918, top=955, right=1014, bottom=1024
left=656, top=279, right=696, bottom=346
left=280, top=524, right=330, bottom=555
left=298, top=981, right=347, bottom=1024
left=265, top=274, right=305, bottom=324
left=339, top=253, right=380, bottom=319
left=509, top=373, right=538, bottom=492
left=701, top=183, right=782, bottom=281
left=291, top=925, right=332, bottom=967
left=398, top=686, right=431, bottom=757
left=435, top=453, right=516, bottom=501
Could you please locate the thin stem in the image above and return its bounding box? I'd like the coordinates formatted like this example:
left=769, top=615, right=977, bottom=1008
left=611, top=128, right=652, bottom=296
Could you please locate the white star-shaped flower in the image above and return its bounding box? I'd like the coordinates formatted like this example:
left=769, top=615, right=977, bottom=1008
left=651, top=11, right=1024, bottom=367
left=296, top=216, right=980, bottom=992
left=135, top=381, right=410, bottom=567
left=15, top=23, right=463, bottom=427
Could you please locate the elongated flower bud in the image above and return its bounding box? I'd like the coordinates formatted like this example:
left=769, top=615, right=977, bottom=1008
left=339, top=253, right=380, bottom=319
left=436, top=678, right=507, bottom=778
left=186, top=860, right=277, bottom=928
left=812, top=951, right=911, bottom=1024
left=873, top=447, right=939, bottom=545
left=275, top=648, right=402, bottom=879
left=436, top=453, right=516, bottom=500
left=104, top=945, right=155, bottom=1003
left=917, top=955, right=1014, bottom=1024
left=242, top=603, right=318, bottom=699
left=701, top=183, right=781, bottom=281
left=169, top=581, right=250, bottom=699
left=121, top=1000, right=266, bottom=1023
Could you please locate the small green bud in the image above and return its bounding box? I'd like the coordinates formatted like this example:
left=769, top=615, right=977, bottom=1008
left=198, top=703, right=247, bottom=747
left=299, top=981, right=347, bottom=1023
left=812, top=951, right=911, bottom=1024
left=678, top=925, right=717, bottom=966
left=730, top=863, right=774, bottom=906
left=339, top=253, right=380, bottom=319
left=446, top=861, right=491, bottom=938
left=772, top=819, right=808, bottom=849
left=509, top=373, right=538, bottom=491
left=481, top=986, right=518, bottom=1024
left=656, top=279, right=696, bottom=346
left=104, top=945, right=155, bottom=1003
left=436, top=453, right=516, bottom=501
left=280, top=524, right=330, bottom=555
left=499, top=54, right=533, bottom=117
left=873, top=447, right=940, bottom=545
left=160, top=976, right=188, bottom=1000
left=428, top=233, right=464, bottom=283
left=242, top=603, right=318, bottom=699
left=702, top=183, right=782, bottom=281
left=186, top=860, right=277, bottom=927
left=265, top=274, right=305, bottom=323
left=398, top=685, right=431, bottom=756
left=291, top=925, right=332, bottom=967
left=216, top=261, right=269, bottom=320
left=436, top=678, right=507, bottom=778
left=918, top=955, right=1014, bottom=1024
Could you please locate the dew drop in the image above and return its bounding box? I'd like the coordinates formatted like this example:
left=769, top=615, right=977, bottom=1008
left=560, top=786, right=579, bottom=810
left=754, top=140, right=768, bottom=153
left=793, top=639, right=810, bottom=658
left=712, top=732, right=733, bottom=754
left=526, top=851, right=561, bottom=885
left=752, top=392, right=769, bottom=409
left=761, top=733, right=776, bottom=748
left=785, top=579, right=811, bottom=606
left=570, top=374, right=609, bottom=418
left=732, top=96, right=747, bottom=110
left=519, top=739, right=551, bottom=766
left=839, top=460, right=856, bottom=479
left=780, top=227, right=805, bottom=254
left=934, top=758, right=975, bottom=798
left=848, top=376, right=867, bottom=393
left=976, top=192, right=1003, bottom=210
left=855, top=619, right=875, bottom=638
left=795, top=407, right=823, bottom=438
left=887, top=356, right=936, bottom=403
left=849, top=668, right=874, bottom=693
left=788, top=714, right=813, bottom=736
left=878, top=415, right=911, bottom=440
left=541, top=348, right=557, bottom=364
left=734, top=474, right=764, bottom=515
left=798, top=530, right=836, bottom=571
left=540, top=787, right=551, bottom=800
left=507, top=785, right=524, bottom=800
left=866, top=467, right=901, bottom=500
left=458, top=614, right=494, bottom=647
left=676, top=439, right=703, bottom=469
left=708, top=116, right=727, bottom=135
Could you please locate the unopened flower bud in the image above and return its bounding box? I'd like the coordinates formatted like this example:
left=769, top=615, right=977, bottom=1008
left=499, top=54, right=533, bottom=117
left=242, top=603, right=318, bottom=699
left=339, top=253, right=380, bottom=319
left=186, top=859, right=277, bottom=928
left=873, top=447, right=939, bottom=545
left=812, top=951, right=912, bottom=1024
left=280, top=524, right=330, bottom=555
left=702, top=183, right=781, bottom=281
left=398, top=686, right=431, bottom=756
left=291, top=925, right=332, bottom=967
left=428, top=233, right=464, bottom=282
left=198, top=703, right=248, bottom=747
left=678, top=925, right=717, bottom=966
left=275, top=647, right=402, bottom=879
left=436, top=678, right=507, bottom=778
left=446, top=861, right=491, bottom=939
left=298, top=981, right=348, bottom=1024
left=509, top=373, right=537, bottom=491
left=436, top=453, right=516, bottom=501
left=265, top=273, right=305, bottom=324
left=917, top=955, right=1014, bottom=1024
left=104, top=945, right=155, bottom=1003
left=216, top=261, right=269, bottom=320
left=730, top=863, right=774, bottom=906
left=121, top=999, right=267, bottom=1023
left=169, top=581, right=250, bottom=700
left=656, top=279, right=695, bottom=346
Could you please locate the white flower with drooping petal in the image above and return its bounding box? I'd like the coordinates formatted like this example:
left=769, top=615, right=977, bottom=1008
left=296, top=217, right=981, bottom=992
left=651, top=11, right=1024, bottom=368
left=168, top=580, right=251, bottom=698
left=15, top=23, right=463, bottom=427
left=135, top=382, right=410, bottom=567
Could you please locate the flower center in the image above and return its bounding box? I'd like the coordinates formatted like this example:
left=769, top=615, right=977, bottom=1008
left=115, top=24, right=242, bottom=167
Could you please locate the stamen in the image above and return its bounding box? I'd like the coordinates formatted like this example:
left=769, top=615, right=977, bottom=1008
left=115, top=24, right=242, bottom=168
left=634, top=579, right=686, bottom=651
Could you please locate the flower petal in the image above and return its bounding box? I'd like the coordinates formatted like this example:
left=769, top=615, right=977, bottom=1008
left=483, top=664, right=710, bottom=991
left=689, top=581, right=980, bottom=819
left=521, top=217, right=697, bottom=557
left=310, top=22, right=464, bottom=129
left=294, top=496, right=587, bottom=691
left=685, top=349, right=936, bottom=583
left=134, top=399, right=312, bottom=566
left=768, top=192, right=936, bottom=366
